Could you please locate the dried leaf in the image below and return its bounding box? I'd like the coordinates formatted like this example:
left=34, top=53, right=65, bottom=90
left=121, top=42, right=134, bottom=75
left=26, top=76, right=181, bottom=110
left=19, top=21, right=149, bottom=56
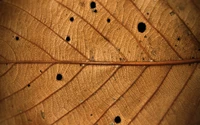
left=0, top=0, right=200, bottom=125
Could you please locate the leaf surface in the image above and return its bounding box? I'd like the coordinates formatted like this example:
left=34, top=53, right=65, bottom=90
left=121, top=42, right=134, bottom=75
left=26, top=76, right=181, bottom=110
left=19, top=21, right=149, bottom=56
left=0, top=0, right=200, bottom=125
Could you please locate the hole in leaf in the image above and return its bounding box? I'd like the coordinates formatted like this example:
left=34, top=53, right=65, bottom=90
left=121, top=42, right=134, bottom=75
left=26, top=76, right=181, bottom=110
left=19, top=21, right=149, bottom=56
left=93, top=9, right=97, bottom=13
left=170, top=11, right=175, bottom=16
left=90, top=1, right=96, bottom=9
left=56, top=74, right=63, bottom=80
left=114, top=116, right=121, bottom=124
left=66, top=36, right=71, bottom=42
left=146, top=12, right=149, bottom=15
left=90, top=114, right=93, bottom=116
left=107, top=18, right=111, bottom=23
left=69, top=17, right=74, bottom=22
left=15, top=36, right=19, bottom=41
left=177, top=37, right=181, bottom=41
left=80, top=64, right=85, bottom=67
left=138, top=22, right=146, bottom=33
left=27, top=84, right=31, bottom=87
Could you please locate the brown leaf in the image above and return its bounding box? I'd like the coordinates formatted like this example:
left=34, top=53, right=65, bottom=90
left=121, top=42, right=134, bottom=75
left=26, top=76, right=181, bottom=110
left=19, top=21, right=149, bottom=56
left=0, top=0, right=200, bottom=125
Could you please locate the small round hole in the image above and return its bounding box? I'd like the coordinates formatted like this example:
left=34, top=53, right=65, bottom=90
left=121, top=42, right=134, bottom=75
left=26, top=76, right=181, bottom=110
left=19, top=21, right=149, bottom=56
left=137, top=22, right=146, bottom=33
left=114, top=116, right=121, bottom=124
left=27, top=84, right=31, bottom=87
left=93, top=9, right=97, bottom=13
left=107, top=18, right=111, bottom=23
left=56, top=74, right=63, bottom=80
left=90, top=1, right=96, bottom=9
left=170, top=11, right=175, bottom=16
left=69, top=17, right=74, bottom=22
left=177, top=37, right=181, bottom=41
left=80, top=64, right=85, bottom=67
left=15, top=36, right=19, bottom=41
left=66, top=36, right=70, bottom=42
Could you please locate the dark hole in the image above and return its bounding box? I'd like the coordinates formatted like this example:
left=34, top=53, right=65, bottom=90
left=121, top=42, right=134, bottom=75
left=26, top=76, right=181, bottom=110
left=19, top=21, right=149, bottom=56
left=15, top=36, right=19, bottom=41
left=66, top=36, right=70, bottom=42
left=107, top=18, right=111, bottom=23
left=70, top=17, right=74, bottom=22
left=114, top=116, right=121, bottom=124
left=192, top=57, right=195, bottom=59
left=90, top=1, right=96, bottom=9
left=198, top=48, right=200, bottom=51
left=146, top=12, right=149, bottom=15
left=93, top=9, right=97, bottom=13
left=119, top=58, right=125, bottom=61
left=56, top=74, right=63, bottom=80
left=170, top=11, right=175, bottom=16
left=90, top=114, right=93, bottom=116
left=27, top=84, right=31, bottom=87
left=80, top=64, right=85, bottom=67
left=138, top=22, right=146, bottom=33
left=177, top=37, right=181, bottom=41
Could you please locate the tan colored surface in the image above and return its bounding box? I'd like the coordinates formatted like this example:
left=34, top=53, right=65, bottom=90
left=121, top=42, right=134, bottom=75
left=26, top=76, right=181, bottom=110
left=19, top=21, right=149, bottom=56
left=0, top=0, right=200, bottom=125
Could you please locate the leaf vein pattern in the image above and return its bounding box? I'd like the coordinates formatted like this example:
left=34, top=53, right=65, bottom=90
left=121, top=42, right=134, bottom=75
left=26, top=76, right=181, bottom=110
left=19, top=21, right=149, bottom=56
left=129, top=0, right=184, bottom=59
left=55, top=0, right=128, bottom=61
left=0, top=65, right=85, bottom=123
left=51, top=66, right=121, bottom=125
left=93, top=66, right=148, bottom=124
left=1, top=1, right=88, bottom=60
left=157, top=63, right=198, bottom=124
left=0, top=63, right=15, bottom=78
left=0, top=25, right=57, bottom=61
left=0, top=54, right=8, bottom=61
left=0, top=63, right=54, bottom=102
left=127, top=66, right=173, bottom=125
left=166, top=1, right=200, bottom=43
left=96, top=0, right=153, bottom=60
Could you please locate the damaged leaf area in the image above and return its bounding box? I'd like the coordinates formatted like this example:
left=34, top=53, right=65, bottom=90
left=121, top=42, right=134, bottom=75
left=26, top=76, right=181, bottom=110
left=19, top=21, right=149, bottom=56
left=0, top=0, right=200, bottom=125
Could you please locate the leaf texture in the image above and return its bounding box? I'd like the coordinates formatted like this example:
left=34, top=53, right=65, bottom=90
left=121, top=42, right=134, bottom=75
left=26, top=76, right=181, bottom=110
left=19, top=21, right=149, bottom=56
left=0, top=0, right=200, bottom=125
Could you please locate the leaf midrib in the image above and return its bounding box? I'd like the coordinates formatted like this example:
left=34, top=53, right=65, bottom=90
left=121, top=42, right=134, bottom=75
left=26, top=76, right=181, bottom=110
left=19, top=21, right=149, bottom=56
left=0, top=59, right=200, bottom=66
